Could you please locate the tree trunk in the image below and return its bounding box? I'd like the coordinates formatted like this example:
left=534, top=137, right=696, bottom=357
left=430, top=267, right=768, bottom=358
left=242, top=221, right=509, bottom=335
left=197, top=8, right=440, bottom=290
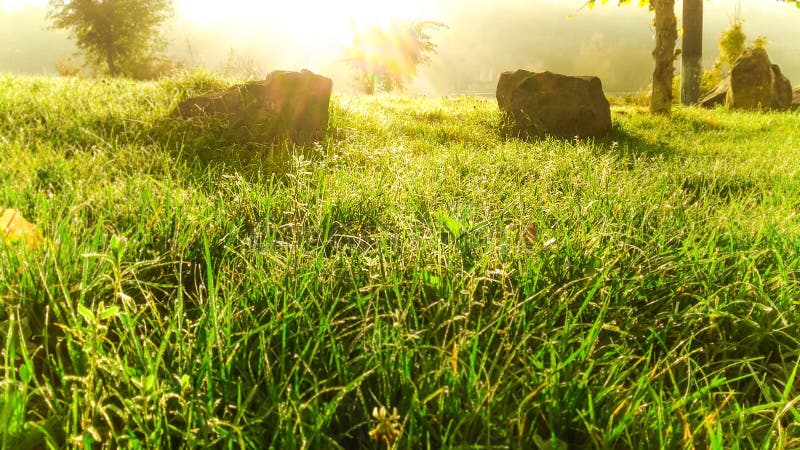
left=105, top=43, right=118, bottom=77
left=106, top=54, right=118, bottom=77
left=681, top=0, right=703, bottom=105
left=364, top=72, right=376, bottom=94
left=650, top=0, right=677, bottom=115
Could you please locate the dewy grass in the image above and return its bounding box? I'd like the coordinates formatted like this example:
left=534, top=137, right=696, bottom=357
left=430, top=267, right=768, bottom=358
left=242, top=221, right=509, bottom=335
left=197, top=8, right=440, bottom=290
left=1, top=71, right=800, bottom=448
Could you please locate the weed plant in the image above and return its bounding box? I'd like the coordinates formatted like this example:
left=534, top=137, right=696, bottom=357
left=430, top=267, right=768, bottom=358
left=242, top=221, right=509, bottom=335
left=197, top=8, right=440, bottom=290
left=1, top=71, right=799, bottom=448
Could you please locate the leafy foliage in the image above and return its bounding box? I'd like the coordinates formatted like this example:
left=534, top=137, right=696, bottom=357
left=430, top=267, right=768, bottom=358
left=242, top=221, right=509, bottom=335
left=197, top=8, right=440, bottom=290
left=714, top=19, right=746, bottom=77
left=47, top=0, right=173, bottom=78
left=346, top=20, right=446, bottom=94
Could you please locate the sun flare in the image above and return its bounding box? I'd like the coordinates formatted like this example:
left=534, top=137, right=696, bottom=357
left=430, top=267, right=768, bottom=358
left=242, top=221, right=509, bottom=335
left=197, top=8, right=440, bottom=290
left=176, top=0, right=434, bottom=45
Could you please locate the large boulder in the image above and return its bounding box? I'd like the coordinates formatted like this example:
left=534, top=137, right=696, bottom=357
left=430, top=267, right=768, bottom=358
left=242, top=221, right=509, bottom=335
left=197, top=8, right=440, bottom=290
left=496, top=70, right=611, bottom=138
left=792, top=87, right=800, bottom=110
left=727, top=48, right=792, bottom=110
left=177, top=69, right=333, bottom=142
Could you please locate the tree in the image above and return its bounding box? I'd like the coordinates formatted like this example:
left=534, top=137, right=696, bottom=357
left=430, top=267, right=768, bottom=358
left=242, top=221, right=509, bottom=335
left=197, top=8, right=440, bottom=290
left=47, top=0, right=173, bottom=78
left=588, top=0, right=676, bottom=115
left=649, top=0, right=677, bottom=114
left=346, top=20, right=446, bottom=94
left=680, top=0, right=702, bottom=104
left=588, top=0, right=798, bottom=115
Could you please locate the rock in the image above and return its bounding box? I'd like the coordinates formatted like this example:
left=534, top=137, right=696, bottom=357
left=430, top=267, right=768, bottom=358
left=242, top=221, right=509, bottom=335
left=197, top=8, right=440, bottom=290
left=699, top=77, right=729, bottom=108
left=769, top=65, right=793, bottom=108
left=496, top=70, right=611, bottom=138
left=177, top=69, right=333, bottom=142
left=728, top=48, right=792, bottom=110
left=792, top=87, right=800, bottom=110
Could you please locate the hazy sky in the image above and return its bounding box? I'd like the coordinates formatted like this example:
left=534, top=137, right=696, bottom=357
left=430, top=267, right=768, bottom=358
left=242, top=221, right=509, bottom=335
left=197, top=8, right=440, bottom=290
left=1, top=0, right=798, bottom=94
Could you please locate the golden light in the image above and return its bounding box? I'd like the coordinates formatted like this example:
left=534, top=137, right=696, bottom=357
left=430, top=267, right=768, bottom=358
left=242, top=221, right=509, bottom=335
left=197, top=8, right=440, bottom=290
left=176, top=0, right=435, bottom=46
left=0, top=0, right=47, bottom=11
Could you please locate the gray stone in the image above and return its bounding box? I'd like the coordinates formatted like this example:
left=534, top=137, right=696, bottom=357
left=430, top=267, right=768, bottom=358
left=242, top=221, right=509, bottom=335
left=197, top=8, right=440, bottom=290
left=496, top=70, right=611, bottom=138
left=177, top=69, right=333, bottom=142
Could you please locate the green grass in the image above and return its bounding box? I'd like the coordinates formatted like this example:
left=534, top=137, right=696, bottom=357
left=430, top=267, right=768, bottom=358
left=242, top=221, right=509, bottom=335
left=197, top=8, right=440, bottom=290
left=1, top=71, right=800, bottom=449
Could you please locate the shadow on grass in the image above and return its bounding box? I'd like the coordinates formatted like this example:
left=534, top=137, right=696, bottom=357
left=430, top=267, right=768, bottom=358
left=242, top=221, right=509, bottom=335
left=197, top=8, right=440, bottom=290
left=670, top=109, right=728, bottom=132
left=496, top=107, right=739, bottom=161
left=496, top=116, right=679, bottom=160
left=598, top=108, right=731, bottom=159
left=146, top=114, right=328, bottom=180
left=679, top=172, right=760, bottom=204
left=599, top=125, right=679, bottom=159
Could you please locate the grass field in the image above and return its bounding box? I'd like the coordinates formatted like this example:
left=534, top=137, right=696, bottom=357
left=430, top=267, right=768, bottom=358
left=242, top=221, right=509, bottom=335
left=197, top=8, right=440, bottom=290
left=1, top=72, right=799, bottom=449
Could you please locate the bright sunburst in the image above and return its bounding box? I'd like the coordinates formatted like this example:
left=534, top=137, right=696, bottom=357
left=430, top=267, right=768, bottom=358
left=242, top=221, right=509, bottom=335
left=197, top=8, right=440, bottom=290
left=176, top=0, right=434, bottom=45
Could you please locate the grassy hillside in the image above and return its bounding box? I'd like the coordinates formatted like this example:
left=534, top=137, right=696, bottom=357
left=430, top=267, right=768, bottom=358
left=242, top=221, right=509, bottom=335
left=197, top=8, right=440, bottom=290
left=1, top=72, right=799, bottom=449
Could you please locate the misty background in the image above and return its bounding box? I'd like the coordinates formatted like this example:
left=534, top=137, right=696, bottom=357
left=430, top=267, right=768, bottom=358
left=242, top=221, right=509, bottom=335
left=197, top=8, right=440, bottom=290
left=1, top=0, right=798, bottom=94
